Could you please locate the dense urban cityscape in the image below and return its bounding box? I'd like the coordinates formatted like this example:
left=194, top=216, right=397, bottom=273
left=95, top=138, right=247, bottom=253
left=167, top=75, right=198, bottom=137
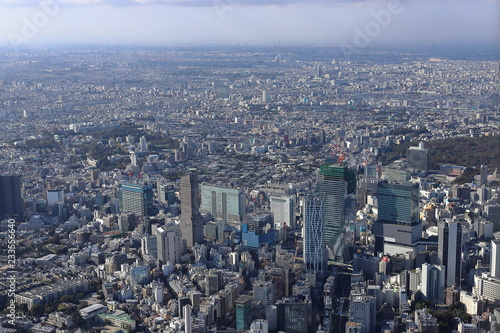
left=0, top=43, right=499, bottom=333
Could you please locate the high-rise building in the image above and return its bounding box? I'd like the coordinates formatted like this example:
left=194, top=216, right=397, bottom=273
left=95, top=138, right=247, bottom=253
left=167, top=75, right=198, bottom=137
left=474, top=272, right=500, bottom=302
left=491, top=93, right=499, bottom=107
left=421, top=263, right=445, bottom=304
left=158, top=184, right=176, bottom=205
left=378, top=182, right=419, bottom=224
left=129, top=265, right=151, bottom=286
left=409, top=268, right=422, bottom=296
left=253, top=280, right=274, bottom=307
left=276, top=296, right=310, bottom=333
left=156, top=223, right=181, bottom=265
left=205, top=274, right=219, bottom=296
left=356, top=176, right=380, bottom=208
left=250, top=319, right=269, bottom=333
left=126, top=135, right=135, bottom=144
left=235, top=295, right=253, bottom=331
left=316, top=65, right=323, bottom=78
left=270, top=195, right=296, bottom=229
left=383, top=167, right=411, bottom=183
left=348, top=295, right=376, bottom=333
left=438, top=218, right=463, bottom=287
left=303, top=195, right=326, bottom=274
left=319, top=165, right=356, bottom=262
left=47, top=189, right=64, bottom=206
left=200, top=185, right=245, bottom=222
left=184, top=305, right=192, bottom=333
left=480, top=165, right=488, bottom=186
left=139, top=136, right=148, bottom=151
left=180, top=169, right=204, bottom=248
left=141, top=235, right=157, bottom=258
left=262, top=90, right=270, bottom=103
left=491, top=239, right=500, bottom=278
left=130, top=152, right=138, bottom=167
left=0, top=175, right=23, bottom=219
left=90, top=169, right=100, bottom=184
left=118, top=213, right=135, bottom=232
left=373, top=182, right=422, bottom=255
left=120, top=182, right=154, bottom=216
left=241, top=213, right=276, bottom=249
left=406, top=142, right=428, bottom=170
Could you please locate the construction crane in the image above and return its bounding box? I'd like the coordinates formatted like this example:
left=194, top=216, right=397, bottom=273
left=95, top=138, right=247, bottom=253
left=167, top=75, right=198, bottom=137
left=330, top=141, right=348, bottom=166
left=363, top=150, right=372, bottom=166
left=338, top=152, right=345, bottom=166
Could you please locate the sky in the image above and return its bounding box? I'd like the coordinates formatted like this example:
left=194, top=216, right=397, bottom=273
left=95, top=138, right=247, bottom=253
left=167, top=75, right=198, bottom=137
left=0, top=0, right=498, bottom=47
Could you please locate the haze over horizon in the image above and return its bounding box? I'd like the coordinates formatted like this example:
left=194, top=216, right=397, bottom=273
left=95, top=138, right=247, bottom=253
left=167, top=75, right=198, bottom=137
left=0, top=0, right=498, bottom=48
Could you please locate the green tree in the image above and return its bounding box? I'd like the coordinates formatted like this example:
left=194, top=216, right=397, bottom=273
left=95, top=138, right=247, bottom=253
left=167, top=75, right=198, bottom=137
left=60, top=295, right=71, bottom=303
left=31, top=304, right=44, bottom=316
left=50, top=234, right=60, bottom=245
left=434, top=310, right=454, bottom=332
left=17, top=303, right=28, bottom=314
left=77, top=301, right=89, bottom=309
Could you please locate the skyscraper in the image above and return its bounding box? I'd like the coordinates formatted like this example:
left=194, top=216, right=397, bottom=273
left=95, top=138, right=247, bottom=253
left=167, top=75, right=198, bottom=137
left=406, top=142, right=428, bottom=170
left=139, top=136, right=148, bottom=151
left=491, top=239, right=500, bottom=278
left=316, top=65, right=323, bottom=78
left=262, top=90, right=270, bottom=103
left=480, top=165, right=488, bottom=186
left=156, top=223, right=181, bottom=265
left=421, top=263, right=445, bottom=304
left=253, top=280, right=274, bottom=307
left=0, top=175, right=23, bottom=219
left=141, top=235, right=158, bottom=258
left=200, top=185, right=245, bottom=222
left=241, top=213, right=276, bottom=249
left=158, top=183, right=176, bottom=205
left=184, top=305, right=192, bottom=333
left=235, top=295, right=253, bottom=331
left=377, top=182, right=420, bottom=224
left=373, top=182, right=422, bottom=255
left=348, top=295, right=376, bottom=333
left=437, top=218, right=463, bottom=287
left=319, top=165, right=356, bottom=262
left=120, top=182, right=154, bottom=216
left=303, top=195, right=326, bottom=274
left=180, top=169, right=204, bottom=248
left=276, top=296, right=310, bottom=333
left=270, top=195, right=296, bottom=229
left=130, top=152, right=138, bottom=167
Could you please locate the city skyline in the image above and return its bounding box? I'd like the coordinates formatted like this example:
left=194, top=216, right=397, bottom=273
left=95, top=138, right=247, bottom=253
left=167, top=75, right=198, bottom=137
left=0, top=0, right=498, bottom=47
left=0, top=2, right=499, bottom=328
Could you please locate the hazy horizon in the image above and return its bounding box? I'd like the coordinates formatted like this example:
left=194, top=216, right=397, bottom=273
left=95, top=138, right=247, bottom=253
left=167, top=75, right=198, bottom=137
left=0, top=0, right=498, bottom=48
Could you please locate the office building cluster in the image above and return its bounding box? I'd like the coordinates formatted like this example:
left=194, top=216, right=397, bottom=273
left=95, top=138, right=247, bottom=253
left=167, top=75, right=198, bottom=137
left=0, top=46, right=499, bottom=333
